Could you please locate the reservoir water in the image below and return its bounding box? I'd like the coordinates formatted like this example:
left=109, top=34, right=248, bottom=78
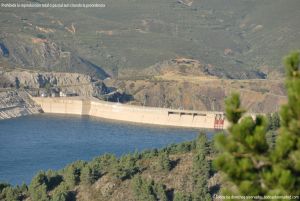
left=0, top=114, right=201, bottom=185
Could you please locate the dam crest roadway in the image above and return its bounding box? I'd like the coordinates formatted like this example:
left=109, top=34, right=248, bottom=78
left=32, top=96, right=230, bottom=129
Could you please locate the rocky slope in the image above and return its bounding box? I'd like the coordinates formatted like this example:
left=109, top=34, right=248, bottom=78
left=0, top=90, right=41, bottom=120
left=2, top=69, right=108, bottom=97
left=0, top=34, right=109, bottom=79
left=0, top=67, right=132, bottom=106
left=0, top=61, right=287, bottom=115
left=106, top=59, right=286, bottom=113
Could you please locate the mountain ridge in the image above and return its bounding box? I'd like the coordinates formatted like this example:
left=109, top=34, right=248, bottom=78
left=0, top=0, right=299, bottom=79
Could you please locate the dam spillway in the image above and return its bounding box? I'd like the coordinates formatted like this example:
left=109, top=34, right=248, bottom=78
left=32, top=97, right=229, bottom=129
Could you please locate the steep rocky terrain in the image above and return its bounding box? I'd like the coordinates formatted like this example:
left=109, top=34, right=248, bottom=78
left=106, top=59, right=286, bottom=113
left=0, top=67, right=126, bottom=121
left=2, top=69, right=108, bottom=97
left=0, top=90, right=41, bottom=120
left=0, top=60, right=286, bottom=114
left=0, top=67, right=132, bottom=105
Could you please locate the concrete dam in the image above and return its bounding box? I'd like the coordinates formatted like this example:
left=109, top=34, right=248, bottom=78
left=32, top=97, right=229, bottom=129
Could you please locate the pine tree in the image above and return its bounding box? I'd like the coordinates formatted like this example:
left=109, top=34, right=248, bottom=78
left=214, top=94, right=270, bottom=198
left=131, top=175, right=157, bottom=201
left=29, top=171, right=49, bottom=201
left=80, top=163, right=102, bottom=185
left=192, top=134, right=211, bottom=201
left=271, top=112, right=280, bottom=130
left=63, top=160, right=86, bottom=188
left=158, top=152, right=172, bottom=171
left=213, top=51, right=300, bottom=199
left=266, top=112, right=280, bottom=131
left=51, top=182, right=72, bottom=201
left=112, top=154, right=140, bottom=180
left=265, top=51, right=300, bottom=195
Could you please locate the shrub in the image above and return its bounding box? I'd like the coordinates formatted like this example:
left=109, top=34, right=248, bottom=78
left=29, top=171, right=49, bottom=201
left=0, top=186, right=21, bottom=201
left=164, top=141, right=196, bottom=154
left=173, top=191, right=192, bottom=201
left=46, top=170, right=63, bottom=191
left=80, top=163, right=102, bottom=185
left=140, top=149, right=159, bottom=159
left=192, top=134, right=211, bottom=201
left=131, top=175, right=168, bottom=201
left=158, top=152, right=172, bottom=171
left=0, top=182, right=10, bottom=192
left=62, top=160, right=86, bottom=187
left=51, top=182, right=73, bottom=201
left=0, top=183, right=28, bottom=201
left=112, top=154, right=140, bottom=180
left=90, top=153, right=117, bottom=172
left=266, top=112, right=280, bottom=131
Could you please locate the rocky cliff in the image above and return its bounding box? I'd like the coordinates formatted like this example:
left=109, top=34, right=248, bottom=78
left=0, top=90, right=41, bottom=120
left=1, top=69, right=109, bottom=97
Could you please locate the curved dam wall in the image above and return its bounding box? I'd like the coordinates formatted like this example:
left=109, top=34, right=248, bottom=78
left=32, top=97, right=229, bottom=129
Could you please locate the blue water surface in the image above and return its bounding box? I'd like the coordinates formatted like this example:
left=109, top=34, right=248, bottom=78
left=0, top=114, right=204, bottom=185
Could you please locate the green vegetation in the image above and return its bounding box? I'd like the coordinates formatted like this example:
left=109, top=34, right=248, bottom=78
left=214, top=93, right=270, bottom=197
left=266, top=112, right=280, bottom=148
left=192, top=134, right=211, bottom=201
left=266, top=112, right=280, bottom=131
left=50, top=182, right=74, bottom=201
left=80, top=163, right=102, bottom=185
left=29, top=171, right=49, bottom=201
left=270, top=51, right=300, bottom=195
left=132, top=175, right=168, bottom=201
left=62, top=161, right=86, bottom=188
left=36, top=33, right=47, bottom=40
left=173, top=192, right=192, bottom=201
left=111, top=154, right=140, bottom=180
left=0, top=183, right=28, bottom=201
left=172, top=134, right=212, bottom=201
left=214, top=51, right=300, bottom=199
left=158, top=152, right=172, bottom=171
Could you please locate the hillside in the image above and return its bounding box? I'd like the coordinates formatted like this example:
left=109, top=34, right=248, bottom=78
left=0, top=0, right=299, bottom=78
left=0, top=60, right=286, bottom=114
left=105, top=58, right=287, bottom=113
left=0, top=58, right=286, bottom=114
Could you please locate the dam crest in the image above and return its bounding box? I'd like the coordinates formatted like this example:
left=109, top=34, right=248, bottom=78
left=32, top=97, right=229, bottom=129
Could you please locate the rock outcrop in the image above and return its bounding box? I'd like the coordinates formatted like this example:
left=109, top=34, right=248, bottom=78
left=0, top=90, right=41, bottom=120
left=2, top=70, right=109, bottom=97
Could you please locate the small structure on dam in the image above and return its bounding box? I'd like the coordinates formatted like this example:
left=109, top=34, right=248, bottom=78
left=32, top=96, right=230, bottom=129
left=214, top=114, right=225, bottom=129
